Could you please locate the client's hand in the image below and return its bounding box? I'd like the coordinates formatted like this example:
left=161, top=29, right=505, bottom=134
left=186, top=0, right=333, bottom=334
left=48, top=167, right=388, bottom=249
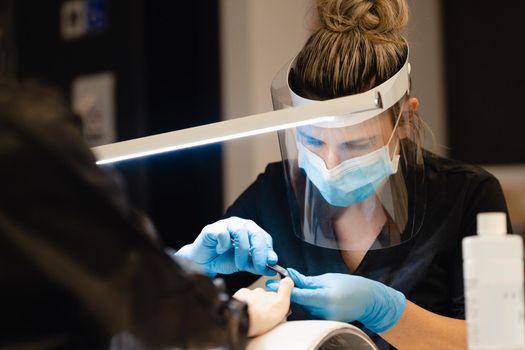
left=233, top=277, right=294, bottom=337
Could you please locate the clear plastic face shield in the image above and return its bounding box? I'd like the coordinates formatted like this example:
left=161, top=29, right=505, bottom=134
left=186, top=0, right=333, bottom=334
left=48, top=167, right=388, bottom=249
left=272, top=54, right=426, bottom=251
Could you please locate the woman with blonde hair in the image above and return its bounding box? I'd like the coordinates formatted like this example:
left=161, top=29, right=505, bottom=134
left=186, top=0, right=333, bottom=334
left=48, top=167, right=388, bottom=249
left=178, top=0, right=510, bottom=348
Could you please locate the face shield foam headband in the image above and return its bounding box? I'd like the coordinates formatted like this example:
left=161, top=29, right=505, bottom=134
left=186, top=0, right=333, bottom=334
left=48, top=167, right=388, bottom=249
left=286, top=56, right=411, bottom=127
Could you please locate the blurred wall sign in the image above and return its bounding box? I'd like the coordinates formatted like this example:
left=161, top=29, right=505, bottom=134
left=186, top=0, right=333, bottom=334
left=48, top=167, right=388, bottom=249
left=72, top=72, right=116, bottom=147
left=61, top=0, right=107, bottom=41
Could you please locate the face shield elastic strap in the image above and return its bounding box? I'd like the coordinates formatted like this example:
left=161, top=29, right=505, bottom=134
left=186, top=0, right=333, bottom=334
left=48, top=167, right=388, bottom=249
left=385, top=106, right=405, bottom=173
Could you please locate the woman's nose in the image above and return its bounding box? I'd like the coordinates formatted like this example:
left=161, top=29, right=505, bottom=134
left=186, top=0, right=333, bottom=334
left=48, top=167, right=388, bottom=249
left=324, top=148, right=342, bottom=170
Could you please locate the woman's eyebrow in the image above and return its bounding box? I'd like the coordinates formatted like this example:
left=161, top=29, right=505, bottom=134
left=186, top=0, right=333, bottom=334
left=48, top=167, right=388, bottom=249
left=297, top=128, right=319, bottom=139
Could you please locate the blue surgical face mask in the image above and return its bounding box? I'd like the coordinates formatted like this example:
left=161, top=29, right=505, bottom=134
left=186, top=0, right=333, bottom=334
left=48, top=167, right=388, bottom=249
left=297, top=140, right=400, bottom=207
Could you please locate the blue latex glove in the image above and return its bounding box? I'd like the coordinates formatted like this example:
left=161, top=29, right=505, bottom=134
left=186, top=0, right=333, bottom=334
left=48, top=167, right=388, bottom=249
left=175, top=217, right=278, bottom=277
left=266, top=268, right=406, bottom=333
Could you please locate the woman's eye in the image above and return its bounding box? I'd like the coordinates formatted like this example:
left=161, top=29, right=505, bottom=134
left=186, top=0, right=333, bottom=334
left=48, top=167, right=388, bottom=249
left=304, top=136, right=323, bottom=147
left=351, top=142, right=372, bottom=150
left=343, top=138, right=375, bottom=151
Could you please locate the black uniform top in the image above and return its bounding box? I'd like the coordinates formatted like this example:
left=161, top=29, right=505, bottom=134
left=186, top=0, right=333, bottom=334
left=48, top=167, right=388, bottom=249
left=224, top=152, right=510, bottom=350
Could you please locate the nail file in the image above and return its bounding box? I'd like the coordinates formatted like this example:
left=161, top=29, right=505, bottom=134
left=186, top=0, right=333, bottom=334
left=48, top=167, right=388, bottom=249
left=230, top=238, right=288, bottom=278
left=265, top=263, right=289, bottom=278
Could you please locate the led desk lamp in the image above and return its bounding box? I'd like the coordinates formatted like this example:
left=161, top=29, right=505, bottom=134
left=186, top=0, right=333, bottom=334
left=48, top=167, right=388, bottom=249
left=91, top=48, right=412, bottom=164
left=91, top=91, right=383, bottom=165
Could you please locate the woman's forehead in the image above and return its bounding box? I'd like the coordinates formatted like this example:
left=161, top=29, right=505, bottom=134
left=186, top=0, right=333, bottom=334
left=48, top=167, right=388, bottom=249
left=298, top=112, right=393, bottom=138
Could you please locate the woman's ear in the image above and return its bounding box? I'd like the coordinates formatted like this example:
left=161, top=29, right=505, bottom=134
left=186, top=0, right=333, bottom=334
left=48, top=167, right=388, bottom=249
left=407, top=97, right=420, bottom=111
left=397, top=97, right=419, bottom=139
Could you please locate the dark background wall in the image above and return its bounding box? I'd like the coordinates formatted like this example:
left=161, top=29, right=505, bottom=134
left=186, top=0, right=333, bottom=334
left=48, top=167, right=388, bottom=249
left=11, top=0, right=223, bottom=249
left=7, top=0, right=524, bottom=249
left=442, top=1, right=525, bottom=165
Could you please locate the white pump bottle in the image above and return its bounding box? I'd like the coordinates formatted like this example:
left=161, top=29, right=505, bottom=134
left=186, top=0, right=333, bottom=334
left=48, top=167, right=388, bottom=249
left=463, top=212, right=525, bottom=350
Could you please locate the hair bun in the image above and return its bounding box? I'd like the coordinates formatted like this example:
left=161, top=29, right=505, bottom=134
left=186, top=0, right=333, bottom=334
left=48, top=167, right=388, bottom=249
left=316, top=0, right=408, bottom=34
